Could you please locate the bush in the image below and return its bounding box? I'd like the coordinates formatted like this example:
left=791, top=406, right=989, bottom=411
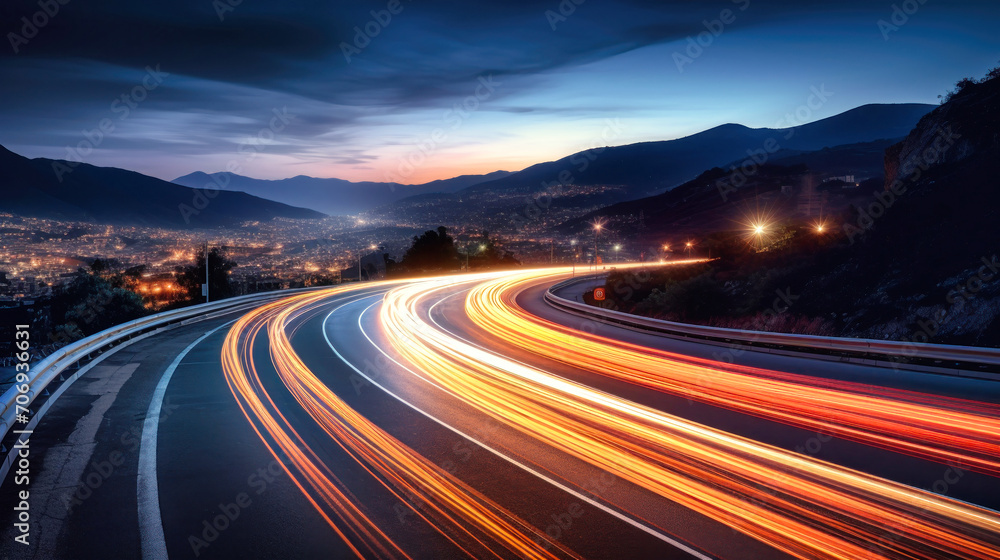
left=638, top=272, right=732, bottom=322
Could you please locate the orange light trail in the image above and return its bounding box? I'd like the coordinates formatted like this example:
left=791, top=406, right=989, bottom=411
left=222, top=281, right=582, bottom=559
left=375, top=270, right=1000, bottom=559
left=462, top=270, right=1000, bottom=477
left=217, top=267, right=1000, bottom=559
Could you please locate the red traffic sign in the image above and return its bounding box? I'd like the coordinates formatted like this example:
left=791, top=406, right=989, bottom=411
left=593, top=287, right=606, bottom=301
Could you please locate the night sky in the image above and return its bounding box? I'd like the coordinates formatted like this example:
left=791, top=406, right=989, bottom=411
left=2, top=0, right=998, bottom=184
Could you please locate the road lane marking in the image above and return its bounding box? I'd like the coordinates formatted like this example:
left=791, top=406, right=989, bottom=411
left=320, top=298, right=713, bottom=560
left=138, top=321, right=233, bottom=560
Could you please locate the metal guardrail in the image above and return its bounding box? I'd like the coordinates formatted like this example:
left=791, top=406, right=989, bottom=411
left=0, top=287, right=323, bottom=449
left=545, top=276, right=1000, bottom=379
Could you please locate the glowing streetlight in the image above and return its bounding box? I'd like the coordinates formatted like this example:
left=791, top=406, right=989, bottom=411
left=685, top=241, right=693, bottom=257
left=463, top=242, right=485, bottom=271
left=591, top=218, right=607, bottom=265
left=359, top=244, right=379, bottom=281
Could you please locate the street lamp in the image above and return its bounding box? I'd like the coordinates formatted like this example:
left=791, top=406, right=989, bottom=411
left=204, top=240, right=210, bottom=303
left=685, top=241, right=693, bottom=257
left=359, top=243, right=377, bottom=282
left=570, top=239, right=578, bottom=275
left=613, top=244, right=621, bottom=262
left=593, top=222, right=603, bottom=267
left=463, top=242, right=486, bottom=271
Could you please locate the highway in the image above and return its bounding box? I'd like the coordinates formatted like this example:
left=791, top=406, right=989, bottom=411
left=2, top=266, right=999, bottom=559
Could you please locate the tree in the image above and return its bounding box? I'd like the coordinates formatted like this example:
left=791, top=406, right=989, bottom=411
left=174, top=247, right=237, bottom=302
left=400, top=226, right=460, bottom=273
left=466, top=230, right=520, bottom=270
left=49, top=270, right=148, bottom=341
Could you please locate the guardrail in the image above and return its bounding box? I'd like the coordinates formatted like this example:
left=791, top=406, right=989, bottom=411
left=0, top=287, right=324, bottom=456
left=545, top=275, right=1000, bottom=379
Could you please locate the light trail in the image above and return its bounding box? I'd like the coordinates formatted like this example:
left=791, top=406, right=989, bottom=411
left=222, top=280, right=581, bottom=560
left=461, top=270, right=1000, bottom=476
left=377, top=270, right=1000, bottom=560
left=217, top=267, right=1000, bottom=559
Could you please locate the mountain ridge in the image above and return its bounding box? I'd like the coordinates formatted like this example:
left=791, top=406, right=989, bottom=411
left=171, top=170, right=514, bottom=216
left=0, top=146, right=325, bottom=228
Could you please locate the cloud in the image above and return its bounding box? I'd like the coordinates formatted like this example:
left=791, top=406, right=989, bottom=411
left=1, top=0, right=997, bottom=181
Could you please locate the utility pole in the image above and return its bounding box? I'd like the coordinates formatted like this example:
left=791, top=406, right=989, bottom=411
left=593, top=225, right=601, bottom=271
left=204, top=241, right=210, bottom=303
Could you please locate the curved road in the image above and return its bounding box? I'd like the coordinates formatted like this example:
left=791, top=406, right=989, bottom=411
left=2, top=266, right=999, bottom=559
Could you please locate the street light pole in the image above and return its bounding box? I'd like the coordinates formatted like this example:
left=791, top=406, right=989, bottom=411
left=204, top=241, right=210, bottom=303
left=570, top=239, right=577, bottom=276
left=593, top=225, right=601, bottom=270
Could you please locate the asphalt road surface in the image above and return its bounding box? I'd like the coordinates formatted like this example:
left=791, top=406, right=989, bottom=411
left=2, top=266, right=998, bottom=559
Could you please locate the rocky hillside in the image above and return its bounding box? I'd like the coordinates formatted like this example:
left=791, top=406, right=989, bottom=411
left=591, top=65, right=1000, bottom=347
left=884, top=73, right=1000, bottom=189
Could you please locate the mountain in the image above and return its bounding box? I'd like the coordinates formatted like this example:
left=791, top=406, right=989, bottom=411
left=463, top=103, right=934, bottom=198
left=0, top=145, right=325, bottom=228
left=608, top=68, right=1000, bottom=346
left=371, top=103, right=934, bottom=232
left=559, top=137, right=901, bottom=240
left=171, top=170, right=513, bottom=216
left=753, top=69, right=1000, bottom=345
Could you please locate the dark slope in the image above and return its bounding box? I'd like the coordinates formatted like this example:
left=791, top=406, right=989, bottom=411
left=0, top=146, right=325, bottom=228
left=172, top=170, right=513, bottom=215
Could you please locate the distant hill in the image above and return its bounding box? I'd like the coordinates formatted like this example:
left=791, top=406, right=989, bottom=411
left=560, top=137, right=902, bottom=240
left=461, top=103, right=934, bottom=199
left=595, top=68, right=1000, bottom=346
left=0, top=145, right=325, bottom=228
left=371, top=103, right=934, bottom=231
left=172, top=170, right=513, bottom=216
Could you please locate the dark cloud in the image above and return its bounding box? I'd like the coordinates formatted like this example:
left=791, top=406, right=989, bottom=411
left=1, top=0, right=997, bottom=179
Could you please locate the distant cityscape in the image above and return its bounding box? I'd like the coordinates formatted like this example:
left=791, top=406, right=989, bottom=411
left=0, top=211, right=628, bottom=308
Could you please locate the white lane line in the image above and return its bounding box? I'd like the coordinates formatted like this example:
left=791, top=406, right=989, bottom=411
left=320, top=298, right=713, bottom=560
left=138, top=321, right=233, bottom=560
